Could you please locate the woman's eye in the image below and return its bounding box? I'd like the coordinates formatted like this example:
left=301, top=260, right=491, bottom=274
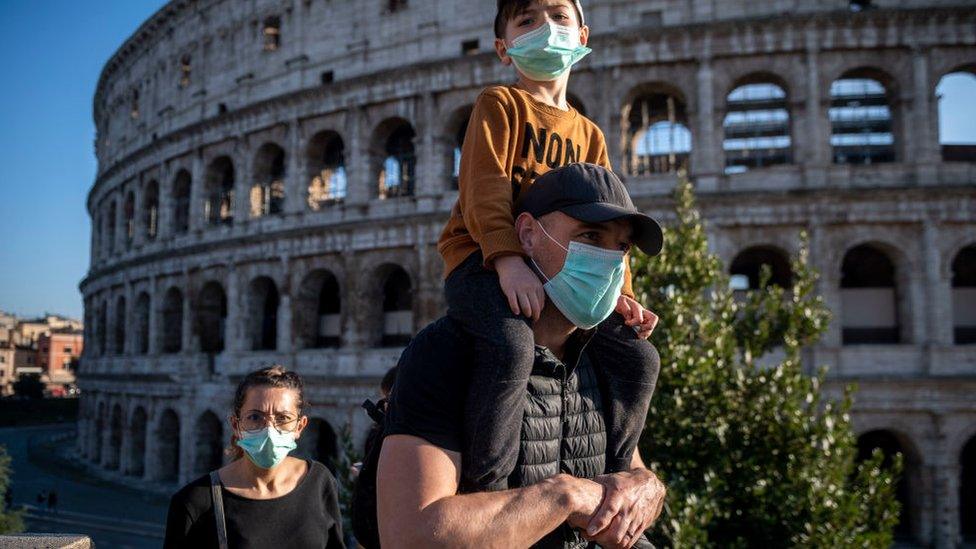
left=518, top=17, right=533, bottom=26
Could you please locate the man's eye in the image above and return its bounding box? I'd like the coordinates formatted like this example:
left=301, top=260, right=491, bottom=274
left=518, top=17, right=534, bottom=26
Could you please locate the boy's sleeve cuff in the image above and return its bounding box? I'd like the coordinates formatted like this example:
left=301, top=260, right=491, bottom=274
left=480, top=228, right=525, bottom=267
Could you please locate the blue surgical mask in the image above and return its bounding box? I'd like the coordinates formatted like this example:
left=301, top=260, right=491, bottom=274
left=531, top=222, right=625, bottom=329
left=506, top=20, right=591, bottom=82
left=236, top=426, right=298, bottom=469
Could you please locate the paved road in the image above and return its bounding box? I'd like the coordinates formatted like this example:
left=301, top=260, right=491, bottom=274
left=0, top=423, right=167, bottom=548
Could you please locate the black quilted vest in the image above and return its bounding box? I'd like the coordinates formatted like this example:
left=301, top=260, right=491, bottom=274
left=514, top=346, right=607, bottom=549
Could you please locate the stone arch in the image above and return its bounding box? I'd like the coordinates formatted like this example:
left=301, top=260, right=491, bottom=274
left=155, top=408, right=180, bottom=482
left=371, top=118, right=417, bottom=199
left=195, top=280, right=227, bottom=354
left=193, top=410, right=224, bottom=477
left=171, top=168, right=191, bottom=234
left=829, top=66, right=898, bottom=165
left=250, top=142, right=286, bottom=217
left=951, top=244, right=976, bottom=344
left=161, top=287, right=183, bottom=353
left=204, top=156, right=235, bottom=226
left=936, top=65, right=976, bottom=162
left=378, top=264, right=413, bottom=347
left=442, top=105, right=473, bottom=190
left=123, top=190, right=135, bottom=247
left=295, top=417, right=339, bottom=473
left=856, top=429, right=922, bottom=542
left=306, top=130, right=347, bottom=209
left=723, top=73, right=793, bottom=174
left=107, top=402, right=123, bottom=470
left=961, top=433, right=976, bottom=542
left=113, top=295, right=126, bottom=355
left=729, top=245, right=793, bottom=293
left=143, top=180, right=159, bottom=240
left=126, top=406, right=148, bottom=477
left=621, top=82, right=693, bottom=176
left=840, top=242, right=908, bottom=345
left=248, top=276, right=280, bottom=351
left=294, top=269, right=342, bottom=349
left=133, top=291, right=151, bottom=355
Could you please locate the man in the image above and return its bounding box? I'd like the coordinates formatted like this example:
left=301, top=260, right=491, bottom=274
left=376, top=163, right=667, bottom=548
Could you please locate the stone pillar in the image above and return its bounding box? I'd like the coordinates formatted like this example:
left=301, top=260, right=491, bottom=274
left=235, top=140, right=253, bottom=223
left=801, top=29, right=828, bottom=188
left=225, top=266, right=243, bottom=352
left=600, top=67, right=624, bottom=172
left=143, top=405, right=160, bottom=481
left=157, top=165, right=173, bottom=240
left=178, top=408, right=195, bottom=486
left=123, top=282, right=134, bottom=355
left=810, top=223, right=842, bottom=348
left=278, top=258, right=293, bottom=352
left=416, top=92, right=440, bottom=197
left=694, top=56, right=721, bottom=189
left=346, top=107, right=371, bottom=205
left=911, top=47, right=940, bottom=183
left=131, top=181, right=145, bottom=249
left=415, top=224, right=444, bottom=327
left=189, top=150, right=206, bottom=232
left=182, top=270, right=194, bottom=354
left=118, top=404, right=130, bottom=475
left=285, top=119, right=306, bottom=213
left=147, top=276, right=160, bottom=355
left=342, top=255, right=366, bottom=348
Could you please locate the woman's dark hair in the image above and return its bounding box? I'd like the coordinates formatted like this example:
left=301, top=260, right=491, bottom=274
left=227, top=365, right=306, bottom=459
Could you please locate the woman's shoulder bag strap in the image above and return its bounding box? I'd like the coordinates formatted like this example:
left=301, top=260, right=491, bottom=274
left=209, top=470, right=229, bottom=549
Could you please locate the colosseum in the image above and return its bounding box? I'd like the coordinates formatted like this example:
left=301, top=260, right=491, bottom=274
left=77, top=0, right=975, bottom=545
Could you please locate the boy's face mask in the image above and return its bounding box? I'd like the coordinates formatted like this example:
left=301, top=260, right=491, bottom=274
left=505, top=20, right=592, bottom=82
left=530, top=220, right=625, bottom=329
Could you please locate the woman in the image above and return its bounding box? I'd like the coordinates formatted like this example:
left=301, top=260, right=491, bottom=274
left=164, top=365, right=345, bottom=548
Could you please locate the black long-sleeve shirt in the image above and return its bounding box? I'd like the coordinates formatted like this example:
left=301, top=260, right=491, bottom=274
left=164, top=459, right=344, bottom=548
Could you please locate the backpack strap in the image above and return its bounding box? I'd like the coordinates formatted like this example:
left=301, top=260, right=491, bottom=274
left=210, top=470, right=229, bottom=549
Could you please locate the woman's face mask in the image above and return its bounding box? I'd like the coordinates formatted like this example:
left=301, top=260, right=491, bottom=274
left=235, top=424, right=298, bottom=469
left=530, top=220, right=625, bottom=329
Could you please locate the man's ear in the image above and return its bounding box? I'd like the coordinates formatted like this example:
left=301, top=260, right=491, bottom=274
left=579, top=25, right=589, bottom=46
left=494, top=37, right=513, bottom=66
left=515, top=212, right=536, bottom=251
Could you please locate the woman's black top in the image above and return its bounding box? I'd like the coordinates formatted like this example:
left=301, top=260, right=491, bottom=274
left=164, top=459, right=344, bottom=548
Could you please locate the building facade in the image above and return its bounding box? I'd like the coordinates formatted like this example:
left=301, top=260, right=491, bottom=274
left=36, top=331, right=83, bottom=396
left=78, top=0, right=976, bottom=546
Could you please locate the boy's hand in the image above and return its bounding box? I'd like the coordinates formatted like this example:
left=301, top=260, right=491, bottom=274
left=615, top=295, right=659, bottom=339
left=495, top=255, right=546, bottom=322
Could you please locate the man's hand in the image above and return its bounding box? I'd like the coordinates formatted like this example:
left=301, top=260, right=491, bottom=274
left=496, top=254, right=547, bottom=322
left=615, top=295, right=659, bottom=340
left=584, top=468, right=667, bottom=548
left=562, top=475, right=608, bottom=531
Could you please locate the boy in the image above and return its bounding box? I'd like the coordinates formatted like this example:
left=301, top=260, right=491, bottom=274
left=437, top=0, right=662, bottom=491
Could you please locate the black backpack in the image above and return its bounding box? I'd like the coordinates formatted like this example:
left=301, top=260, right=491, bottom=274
left=351, top=398, right=386, bottom=549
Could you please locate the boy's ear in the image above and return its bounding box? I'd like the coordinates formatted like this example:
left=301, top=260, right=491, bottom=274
left=494, top=37, right=513, bottom=66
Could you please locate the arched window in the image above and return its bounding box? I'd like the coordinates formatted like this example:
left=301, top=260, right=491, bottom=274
left=961, top=435, right=976, bottom=542
left=248, top=277, right=279, bottom=351
left=376, top=121, right=417, bottom=199
left=251, top=143, right=286, bottom=217
left=295, top=270, right=341, bottom=349
left=263, top=16, right=281, bottom=51
left=134, top=292, right=151, bottom=355
left=194, top=411, right=224, bottom=477
left=857, top=430, right=917, bottom=542
left=127, top=407, right=148, bottom=477
left=840, top=245, right=900, bottom=344
left=155, top=409, right=180, bottom=482
left=205, top=156, right=235, bottom=226
left=144, top=180, right=159, bottom=240
left=723, top=82, right=792, bottom=174
left=952, top=245, right=976, bottom=344
left=936, top=69, right=976, bottom=162
left=729, top=246, right=793, bottom=297
left=106, top=201, right=117, bottom=254
left=381, top=267, right=413, bottom=347
left=172, top=170, right=191, bottom=234
left=307, top=131, right=347, bottom=209
left=114, top=295, right=126, bottom=355
left=195, top=281, right=227, bottom=354
left=161, top=287, right=183, bottom=354
left=625, top=91, right=692, bottom=175
left=123, top=191, right=135, bottom=247
left=829, top=73, right=895, bottom=165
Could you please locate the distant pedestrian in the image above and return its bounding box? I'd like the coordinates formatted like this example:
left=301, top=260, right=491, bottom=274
left=35, top=490, right=46, bottom=507
left=46, top=490, right=58, bottom=513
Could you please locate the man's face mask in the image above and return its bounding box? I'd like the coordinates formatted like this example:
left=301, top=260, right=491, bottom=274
left=505, top=20, right=591, bottom=82
left=530, top=220, right=625, bottom=329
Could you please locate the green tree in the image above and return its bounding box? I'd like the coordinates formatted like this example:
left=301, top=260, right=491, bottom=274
left=0, top=445, right=25, bottom=534
left=631, top=176, right=901, bottom=548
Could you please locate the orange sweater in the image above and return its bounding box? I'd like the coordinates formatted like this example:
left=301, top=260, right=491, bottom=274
left=437, top=85, right=634, bottom=297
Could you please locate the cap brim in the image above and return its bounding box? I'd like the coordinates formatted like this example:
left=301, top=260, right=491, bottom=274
left=559, top=202, right=663, bottom=256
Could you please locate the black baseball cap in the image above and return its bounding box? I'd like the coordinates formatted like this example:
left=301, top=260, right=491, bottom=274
left=515, top=163, right=663, bottom=256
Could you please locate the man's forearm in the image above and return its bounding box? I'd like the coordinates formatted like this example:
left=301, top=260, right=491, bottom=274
left=417, top=474, right=583, bottom=547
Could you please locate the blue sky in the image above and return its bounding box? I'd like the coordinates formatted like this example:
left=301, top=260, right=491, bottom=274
left=0, top=3, right=973, bottom=321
